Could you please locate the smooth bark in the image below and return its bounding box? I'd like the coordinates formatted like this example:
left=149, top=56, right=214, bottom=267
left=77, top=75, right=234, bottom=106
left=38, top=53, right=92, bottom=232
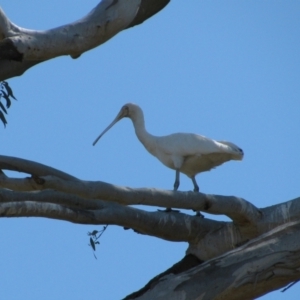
left=1, top=154, right=300, bottom=298
left=0, top=0, right=170, bottom=80
left=126, top=221, right=300, bottom=300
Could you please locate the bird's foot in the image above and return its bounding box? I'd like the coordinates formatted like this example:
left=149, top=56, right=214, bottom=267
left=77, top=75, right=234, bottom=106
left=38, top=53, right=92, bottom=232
left=194, top=210, right=204, bottom=218
left=158, top=207, right=180, bottom=213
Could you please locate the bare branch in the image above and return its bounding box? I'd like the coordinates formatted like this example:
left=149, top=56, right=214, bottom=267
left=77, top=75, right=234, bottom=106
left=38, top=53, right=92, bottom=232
left=0, top=188, right=104, bottom=210
left=0, top=1, right=170, bottom=80
left=0, top=60, right=43, bottom=81
left=0, top=155, right=79, bottom=181
left=0, top=188, right=222, bottom=242
left=0, top=7, right=15, bottom=40
left=3, top=157, right=298, bottom=243
left=0, top=155, right=260, bottom=224
left=0, top=173, right=261, bottom=223
left=0, top=39, right=23, bottom=61
left=126, top=0, right=170, bottom=29
left=1, top=0, right=141, bottom=61
left=0, top=7, right=46, bottom=79
left=5, top=155, right=300, bottom=261
left=128, top=221, right=300, bottom=300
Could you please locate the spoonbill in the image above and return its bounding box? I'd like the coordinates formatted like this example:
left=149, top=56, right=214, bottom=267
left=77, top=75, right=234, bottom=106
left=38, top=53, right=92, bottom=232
left=93, top=103, right=244, bottom=203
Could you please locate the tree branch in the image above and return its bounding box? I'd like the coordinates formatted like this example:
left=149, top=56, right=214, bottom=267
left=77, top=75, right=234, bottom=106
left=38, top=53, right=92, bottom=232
left=0, top=60, right=43, bottom=81
left=0, top=174, right=261, bottom=223
left=2, top=155, right=300, bottom=262
left=0, top=0, right=171, bottom=80
left=126, top=0, right=170, bottom=29
left=126, top=221, right=300, bottom=300
left=0, top=155, right=79, bottom=181
left=0, top=188, right=221, bottom=242
left=0, top=7, right=15, bottom=40
left=1, top=0, right=141, bottom=60
left=0, top=155, right=261, bottom=225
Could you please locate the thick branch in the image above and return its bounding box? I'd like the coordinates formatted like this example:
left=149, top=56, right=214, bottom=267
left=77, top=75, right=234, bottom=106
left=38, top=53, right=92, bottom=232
left=0, top=7, right=15, bottom=40
left=0, top=155, right=78, bottom=181
left=1, top=0, right=141, bottom=60
left=0, top=39, right=23, bottom=60
left=0, top=60, right=43, bottom=81
left=1, top=186, right=251, bottom=258
left=0, top=174, right=261, bottom=224
left=0, top=188, right=221, bottom=242
left=3, top=155, right=300, bottom=261
left=126, top=0, right=170, bottom=29
left=0, top=155, right=261, bottom=225
left=0, top=0, right=170, bottom=80
left=124, top=254, right=203, bottom=300
left=127, top=221, right=300, bottom=300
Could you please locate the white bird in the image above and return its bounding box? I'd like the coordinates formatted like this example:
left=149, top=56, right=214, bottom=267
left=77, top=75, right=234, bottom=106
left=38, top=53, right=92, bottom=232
left=93, top=103, right=243, bottom=196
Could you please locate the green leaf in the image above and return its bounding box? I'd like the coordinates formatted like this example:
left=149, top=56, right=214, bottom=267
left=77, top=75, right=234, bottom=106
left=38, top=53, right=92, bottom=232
left=0, top=102, right=7, bottom=114
left=1, top=90, right=11, bottom=108
left=2, top=81, right=17, bottom=100
left=90, top=237, right=96, bottom=251
left=0, top=111, right=7, bottom=127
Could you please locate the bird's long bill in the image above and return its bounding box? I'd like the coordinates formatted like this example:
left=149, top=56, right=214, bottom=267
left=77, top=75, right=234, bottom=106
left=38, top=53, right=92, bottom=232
left=92, top=109, right=125, bottom=146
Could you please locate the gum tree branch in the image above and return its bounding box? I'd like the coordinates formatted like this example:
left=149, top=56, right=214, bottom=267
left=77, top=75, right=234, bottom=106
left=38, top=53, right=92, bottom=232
left=1, top=155, right=300, bottom=298
left=0, top=174, right=261, bottom=226
left=127, top=221, right=300, bottom=300
left=0, top=155, right=261, bottom=226
left=0, top=155, right=79, bottom=180
left=0, top=0, right=170, bottom=80
left=2, top=154, right=300, bottom=262
left=0, top=189, right=221, bottom=243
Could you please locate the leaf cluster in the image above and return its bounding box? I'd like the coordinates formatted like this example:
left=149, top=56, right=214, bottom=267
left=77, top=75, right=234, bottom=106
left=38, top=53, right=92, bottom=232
left=88, top=225, right=108, bottom=259
left=0, top=81, right=17, bottom=127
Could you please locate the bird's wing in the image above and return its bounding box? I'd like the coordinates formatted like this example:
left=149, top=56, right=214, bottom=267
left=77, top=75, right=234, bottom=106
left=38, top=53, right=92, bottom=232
left=156, top=133, right=225, bottom=156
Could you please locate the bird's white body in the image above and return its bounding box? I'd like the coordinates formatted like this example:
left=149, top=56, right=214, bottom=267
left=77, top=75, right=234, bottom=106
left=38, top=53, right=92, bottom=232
left=93, top=103, right=243, bottom=191
left=136, top=131, right=242, bottom=178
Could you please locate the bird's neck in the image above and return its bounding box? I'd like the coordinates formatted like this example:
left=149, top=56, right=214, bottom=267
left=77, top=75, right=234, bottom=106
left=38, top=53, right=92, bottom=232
left=131, top=114, right=156, bottom=155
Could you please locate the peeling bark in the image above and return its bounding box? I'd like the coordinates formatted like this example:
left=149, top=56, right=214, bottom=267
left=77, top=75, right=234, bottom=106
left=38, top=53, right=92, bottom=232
left=124, top=254, right=203, bottom=300
left=125, top=222, right=300, bottom=299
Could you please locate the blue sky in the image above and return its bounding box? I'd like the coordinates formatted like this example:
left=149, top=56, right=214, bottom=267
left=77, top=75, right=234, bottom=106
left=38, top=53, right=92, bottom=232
left=1, top=1, right=300, bottom=299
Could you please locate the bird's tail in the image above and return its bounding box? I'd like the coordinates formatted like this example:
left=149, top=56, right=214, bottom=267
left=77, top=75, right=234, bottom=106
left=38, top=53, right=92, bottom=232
left=218, top=141, right=244, bottom=160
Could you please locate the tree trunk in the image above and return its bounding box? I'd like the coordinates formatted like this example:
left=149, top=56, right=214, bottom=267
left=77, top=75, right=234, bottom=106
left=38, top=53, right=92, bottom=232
left=125, top=221, right=300, bottom=299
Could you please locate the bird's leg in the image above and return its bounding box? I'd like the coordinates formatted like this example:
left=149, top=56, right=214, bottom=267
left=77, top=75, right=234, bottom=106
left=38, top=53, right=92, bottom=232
left=158, top=206, right=180, bottom=213
left=173, top=169, right=180, bottom=191
left=191, top=176, right=204, bottom=218
left=191, top=176, right=199, bottom=192
left=158, top=170, right=180, bottom=213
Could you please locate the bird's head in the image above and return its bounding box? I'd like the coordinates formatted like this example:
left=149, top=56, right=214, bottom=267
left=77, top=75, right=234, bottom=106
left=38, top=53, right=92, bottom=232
left=92, top=103, right=142, bottom=146
left=119, top=103, right=142, bottom=120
